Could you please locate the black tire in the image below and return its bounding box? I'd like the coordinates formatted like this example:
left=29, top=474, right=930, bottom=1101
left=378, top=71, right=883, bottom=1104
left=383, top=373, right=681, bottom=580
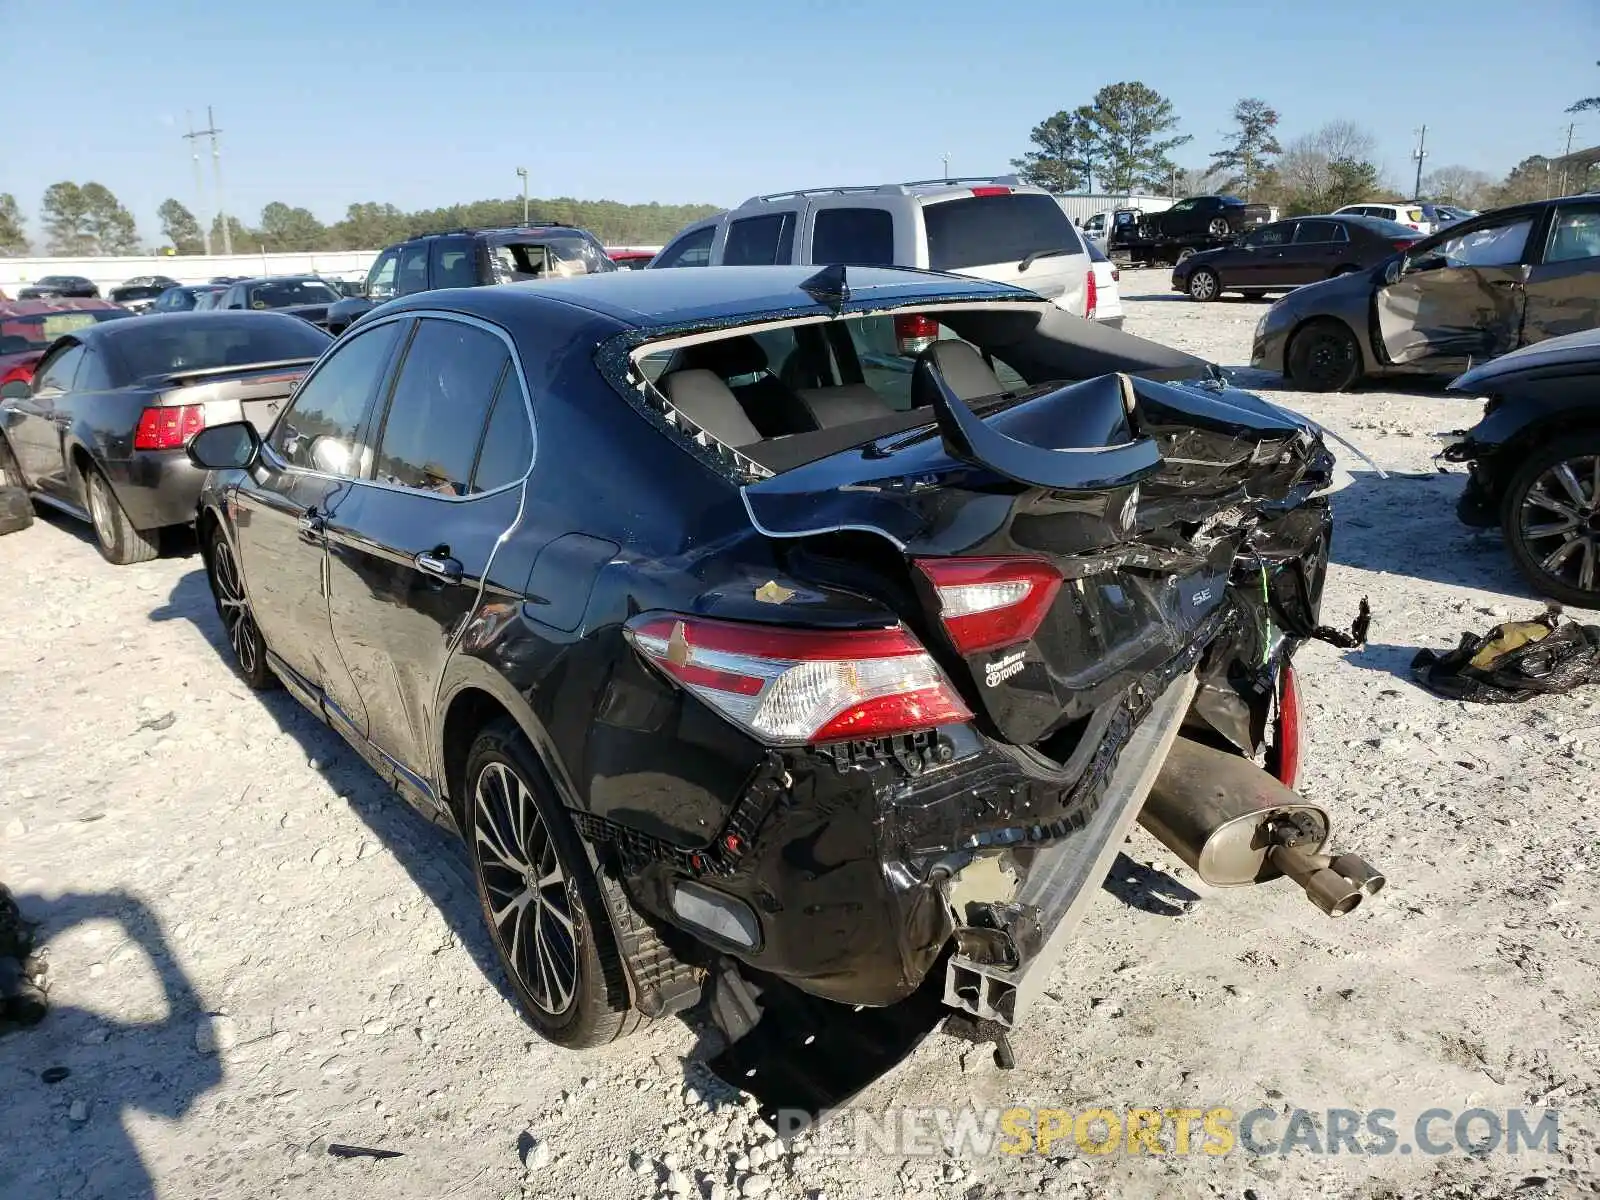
left=1187, top=267, right=1221, bottom=302
left=1208, top=217, right=1231, bottom=237
left=0, top=485, right=32, bottom=535
left=0, top=433, right=22, bottom=489
left=1286, top=319, right=1363, bottom=392
left=205, top=524, right=277, bottom=690
left=463, top=718, right=646, bottom=1049
left=1500, top=434, right=1600, bottom=609
left=84, top=465, right=159, bottom=564
left=1176, top=247, right=1198, bottom=264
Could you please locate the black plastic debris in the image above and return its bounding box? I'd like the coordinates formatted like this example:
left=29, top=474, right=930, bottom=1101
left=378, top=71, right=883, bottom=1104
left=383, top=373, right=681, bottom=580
left=40, top=1066, right=70, bottom=1085
left=0, top=884, right=48, bottom=1035
left=327, top=1144, right=404, bottom=1160
left=1412, top=609, right=1600, bottom=703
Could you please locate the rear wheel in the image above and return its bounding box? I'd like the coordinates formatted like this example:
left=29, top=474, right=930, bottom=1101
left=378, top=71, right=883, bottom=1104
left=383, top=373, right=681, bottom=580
left=463, top=718, right=646, bottom=1048
left=1286, top=320, right=1362, bottom=392
left=85, top=465, right=159, bottom=564
left=0, top=437, right=31, bottom=536
left=1187, top=268, right=1220, bottom=302
left=1208, top=217, right=1231, bottom=237
left=1500, top=435, right=1600, bottom=608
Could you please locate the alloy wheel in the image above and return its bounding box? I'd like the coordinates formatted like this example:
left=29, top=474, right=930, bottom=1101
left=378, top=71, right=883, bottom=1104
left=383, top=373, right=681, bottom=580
left=472, top=761, right=578, bottom=1015
left=1208, top=218, right=1231, bottom=237
left=1189, top=271, right=1217, bottom=301
left=1519, top=454, right=1600, bottom=596
left=210, top=536, right=262, bottom=677
left=87, top=473, right=115, bottom=547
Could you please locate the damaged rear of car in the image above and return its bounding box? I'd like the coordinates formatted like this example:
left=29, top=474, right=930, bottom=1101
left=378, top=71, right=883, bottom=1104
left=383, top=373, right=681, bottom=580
left=563, top=267, right=1382, bottom=1114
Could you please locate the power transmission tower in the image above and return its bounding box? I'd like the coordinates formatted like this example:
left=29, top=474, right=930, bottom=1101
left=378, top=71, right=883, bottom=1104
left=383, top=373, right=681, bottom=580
left=183, top=106, right=232, bottom=256
left=1411, top=125, right=1428, bottom=201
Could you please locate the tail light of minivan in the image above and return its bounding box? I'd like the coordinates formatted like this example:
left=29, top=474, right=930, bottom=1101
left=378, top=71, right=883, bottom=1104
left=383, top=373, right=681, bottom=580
left=624, top=614, right=972, bottom=745
left=894, top=314, right=939, bottom=356
left=1085, top=269, right=1099, bottom=321
left=970, top=186, right=1012, bottom=196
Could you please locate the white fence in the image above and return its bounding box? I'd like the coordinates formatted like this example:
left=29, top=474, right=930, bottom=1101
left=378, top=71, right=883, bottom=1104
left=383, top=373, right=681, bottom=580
left=1052, top=194, right=1175, bottom=221
left=0, top=250, right=381, bottom=297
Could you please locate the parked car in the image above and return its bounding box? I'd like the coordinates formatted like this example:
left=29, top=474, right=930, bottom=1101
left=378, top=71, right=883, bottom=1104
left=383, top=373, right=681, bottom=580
left=150, top=284, right=228, bottom=313
left=609, top=250, right=656, bottom=270
left=1443, top=327, right=1600, bottom=607
left=0, top=310, right=331, bottom=562
left=650, top=176, right=1098, bottom=319
left=216, top=276, right=344, bottom=329
left=1253, top=195, right=1600, bottom=390
left=1170, top=215, right=1423, bottom=301
left=0, top=300, right=132, bottom=399
left=1332, top=202, right=1434, bottom=235
left=182, top=265, right=1381, bottom=1107
left=18, top=275, right=100, bottom=300
left=326, top=226, right=617, bottom=334
left=109, top=276, right=183, bottom=313
left=209, top=276, right=245, bottom=285
left=1427, top=203, right=1475, bottom=226
left=1085, top=238, right=1124, bottom=328
left=1137, top=195, right=1276, bottom=241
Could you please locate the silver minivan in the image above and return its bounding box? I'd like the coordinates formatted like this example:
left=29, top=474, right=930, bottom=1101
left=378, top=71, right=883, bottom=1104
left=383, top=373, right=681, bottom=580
left=649, top=176, right=1097, bottom=318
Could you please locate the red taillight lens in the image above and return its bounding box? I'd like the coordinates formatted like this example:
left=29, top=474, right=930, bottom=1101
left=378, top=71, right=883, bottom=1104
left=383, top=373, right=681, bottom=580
left=1269, top=662, right=1304, bottom=789
left=1393, top=240, right=1417, bottom=251
left=969, top=186, right=1011, bottom=197
left=894, top=313, right=939, bottom=356
left=133, top=404, right=205, bottom=450
left=624, top=615, right=972, bottom=745
left=915, top=557, right=1063, bottom=656
left=1085, top=268, right=1099, bottom=320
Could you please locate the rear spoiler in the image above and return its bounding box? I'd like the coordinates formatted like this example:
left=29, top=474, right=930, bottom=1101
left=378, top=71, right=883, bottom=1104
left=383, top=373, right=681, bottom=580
left=152, top=357, right=319, bottom=388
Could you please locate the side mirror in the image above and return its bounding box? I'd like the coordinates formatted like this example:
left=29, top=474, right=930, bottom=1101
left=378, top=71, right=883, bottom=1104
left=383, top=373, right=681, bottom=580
left=188, top=421, right=261, bottom=470
left=367, top=284, right=394, bottom=302
left=1383, top=259, right=1404, bottom=286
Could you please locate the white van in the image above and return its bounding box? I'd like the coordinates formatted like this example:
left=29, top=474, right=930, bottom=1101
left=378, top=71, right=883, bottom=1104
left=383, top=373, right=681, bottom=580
left=650, top=176, right=1098, bottom=319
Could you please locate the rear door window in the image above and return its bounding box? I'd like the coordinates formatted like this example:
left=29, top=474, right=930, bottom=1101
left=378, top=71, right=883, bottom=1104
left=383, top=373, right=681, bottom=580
left=1544, top=204, right=1600, bottom=263
left=922, top=193, right=1076, bottom=271
left=372, top=318, right=510, bottom=495
left=654, top=226, right=715, bottom=269
left=430, top=237, right=478, bottom=288
left=724, top=213, right=797, bottom=265
left=811, top=208, right=895, bottom=266
left=1292, top=220, right=1341, bottom=244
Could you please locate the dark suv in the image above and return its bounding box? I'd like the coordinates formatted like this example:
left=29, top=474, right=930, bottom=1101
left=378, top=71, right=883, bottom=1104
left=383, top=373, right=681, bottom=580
left=185, top=265, right=1374, bottom=1113
left=325, top=226, right=616, bottom=333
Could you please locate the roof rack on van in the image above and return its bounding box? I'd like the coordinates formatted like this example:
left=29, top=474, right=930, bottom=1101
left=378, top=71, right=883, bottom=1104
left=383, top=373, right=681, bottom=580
left=739, top=176, right=1026, bottom=207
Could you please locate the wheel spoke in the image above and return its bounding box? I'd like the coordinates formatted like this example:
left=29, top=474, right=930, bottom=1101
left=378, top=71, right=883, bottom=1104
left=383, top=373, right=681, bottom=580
left=1582, top=540, right=1597, bottom=592
left=1526, top=489, right=1580, bottom=521
left=1552, top=463, right=1587, bottom=507
left=1541, top=538, right=1583, bottom=573
left=1526, top=517, right=1580, bottom=540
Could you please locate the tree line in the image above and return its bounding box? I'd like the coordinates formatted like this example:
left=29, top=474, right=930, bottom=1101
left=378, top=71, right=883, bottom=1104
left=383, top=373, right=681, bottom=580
left=1013, top=76, right=1599, bottom=215
left=0, top=189, right=721, bottom=257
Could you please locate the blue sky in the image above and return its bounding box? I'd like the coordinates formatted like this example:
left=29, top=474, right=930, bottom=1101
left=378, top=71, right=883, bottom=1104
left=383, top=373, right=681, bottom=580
left=3, top=0, right=1595, bottom=242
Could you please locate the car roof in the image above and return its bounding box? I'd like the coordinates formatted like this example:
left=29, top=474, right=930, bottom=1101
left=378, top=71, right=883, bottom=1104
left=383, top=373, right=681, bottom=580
left=66, top=308, right=318, bottom=343
left=0, top=298, right=118, bottom=318
left=402, top=225, right=584, bottom=244
left=380, top=264, right=1034, bottom=329
left=734, top=176, right=1046, bottom=210
left=227, top=275, right=336, bottom=286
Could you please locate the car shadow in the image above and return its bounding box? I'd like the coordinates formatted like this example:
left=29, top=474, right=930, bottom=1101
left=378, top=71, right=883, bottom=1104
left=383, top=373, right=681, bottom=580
left=1100, top=851, right=1201, bottom=917
left=147, top=568, right=518, bottom=1012
left=1, top=890, right=222, bottom=1200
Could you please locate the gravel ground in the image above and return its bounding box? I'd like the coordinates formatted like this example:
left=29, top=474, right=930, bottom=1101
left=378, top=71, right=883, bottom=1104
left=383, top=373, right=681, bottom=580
left=2, top=270, right=1597, bottom=1200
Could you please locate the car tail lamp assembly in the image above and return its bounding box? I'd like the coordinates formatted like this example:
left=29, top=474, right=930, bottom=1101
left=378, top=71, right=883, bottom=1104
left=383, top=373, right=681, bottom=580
left=894, top=313, right=939, bottom=356
left=0, top=363, right=32, bottom=397
left=133, top=404, right=205, bottom=451
left=1393, top=239, right=1418, bottom=251
left=1085, top=269, right=1099, bottom=321
left=1269, top=661, right=1304, bottom=789
left=915, top=556, right=1063, bottom=656
left=969, top=186, right=1012, bottom=197
left=624, top=614, right=972, bottom=745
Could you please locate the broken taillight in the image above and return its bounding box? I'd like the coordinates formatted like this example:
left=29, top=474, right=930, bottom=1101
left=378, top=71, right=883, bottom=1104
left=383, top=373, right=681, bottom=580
left=894, top=313, right=939, bottom=356
left=915, top=557, right=1063, bottom=656
left=624, top=614, right=972, bottom=745
left=133, top=404, right=205, bottom=450
left=1085, top=268, right=1099, bottom=321
left=1270, top=662, right=1304, bottom=789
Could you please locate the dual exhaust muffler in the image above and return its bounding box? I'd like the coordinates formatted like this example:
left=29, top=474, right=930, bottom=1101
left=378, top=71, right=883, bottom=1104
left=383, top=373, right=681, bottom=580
left=1139, top=736, right=1384, bottom=916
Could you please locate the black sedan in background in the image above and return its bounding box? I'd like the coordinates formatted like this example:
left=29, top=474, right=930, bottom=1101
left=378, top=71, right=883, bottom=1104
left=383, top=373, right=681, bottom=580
left=109, top=275, right=182, bottom=312
left=1253, top=195, right=1600, bottom=390
left=150, top=284, right=228, bottom=313
left=216, top=275, right=343, bottom=328
left=18, top=275, right=100, bottom=300
left=1172, top=215, right=1422, bottom=301
left=0, top=311, right=331, bottom=563
left=1444, top=327, right=1600, bottom=607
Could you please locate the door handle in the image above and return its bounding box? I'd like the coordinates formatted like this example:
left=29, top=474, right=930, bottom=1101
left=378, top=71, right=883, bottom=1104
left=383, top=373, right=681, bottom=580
left=414, top=551, right=463, bottom=583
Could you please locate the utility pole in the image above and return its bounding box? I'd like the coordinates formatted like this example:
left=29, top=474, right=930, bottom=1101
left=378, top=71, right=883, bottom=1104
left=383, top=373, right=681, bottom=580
left=515, top=167, right=529, bottom=225
left=1558, top=123, right=1576, bottom=197
left=1411, top=124, right=1428, bottom=202
left=182, top=111, right=212, bottom=255
left=941, top=152, right=950, bottom=181
left=185, top=106, right=231, bottom=255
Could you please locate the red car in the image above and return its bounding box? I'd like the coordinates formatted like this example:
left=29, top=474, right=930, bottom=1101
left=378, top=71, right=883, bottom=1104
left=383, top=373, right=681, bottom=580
left=607, top=249, right=656, bottom=270
left=0, top=299, right=132, bottom=399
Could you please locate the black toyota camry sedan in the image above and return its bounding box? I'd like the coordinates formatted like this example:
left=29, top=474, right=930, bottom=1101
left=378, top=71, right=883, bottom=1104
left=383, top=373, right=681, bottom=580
left=1253, top=195, right=1600, bottom=390
left=1170, top=214, right=1422, bottom=302
left=185, top=265, right=1354, bottom=1101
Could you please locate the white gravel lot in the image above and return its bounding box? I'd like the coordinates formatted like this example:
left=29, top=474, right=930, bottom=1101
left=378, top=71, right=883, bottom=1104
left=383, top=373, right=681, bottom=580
left=2, top=270, right=1597, bottom=1200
